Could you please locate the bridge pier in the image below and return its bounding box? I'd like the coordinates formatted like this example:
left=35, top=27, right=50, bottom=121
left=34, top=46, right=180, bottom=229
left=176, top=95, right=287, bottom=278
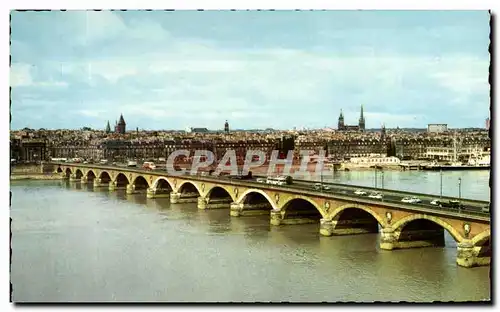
left=320, top=219, right=334, bottom=236
left=270, top=210, right=318, bottom=226
left=170, top=192, right=181, bottom=204
left=198, top=197, right=232, bottom=210
left=146, top=188, right=171, bottom=199
left=93, top=178, right=109, bottom=188
left=270, top=210, right=283, bottom=225
left=109, top=181, right=127, bottom=191
left=126, top=184, right=137, bottom=194
left=379, top=227, right=445, bottom=250
left=319, top=218, right=378, bottom=236
left=456, top=241, right=491, bottom=268
left=69, top=174, right=80, bottom=182
left=230, top=202, right=271, bottom=217
left=81, top=176, right=88, bottom=183
left=170, top=192, right=198, bottom=204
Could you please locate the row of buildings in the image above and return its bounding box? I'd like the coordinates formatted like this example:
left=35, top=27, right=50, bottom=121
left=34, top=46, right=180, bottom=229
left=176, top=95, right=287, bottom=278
left=11, top=125, right=491, bottom=165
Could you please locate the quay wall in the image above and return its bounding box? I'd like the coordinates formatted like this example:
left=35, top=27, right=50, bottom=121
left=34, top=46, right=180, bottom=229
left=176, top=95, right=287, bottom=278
left=10, top=173, right=61, bottom=181
left=11, top=163, right=56, bottom=175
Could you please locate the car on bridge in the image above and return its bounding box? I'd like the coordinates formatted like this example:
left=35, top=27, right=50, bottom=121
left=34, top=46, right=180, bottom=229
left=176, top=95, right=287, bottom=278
left=440, top=200, right=462, bottom=209
left=401, top=196, right=422, bottom=204
left=256, top=178, right=266, bottom=183
left=142, top=162, right=156, bottom=170
left=368, top=192, right=383, bottom=199
left=430, top=199, right=441, bottom=206
left=266, top=176, right=293, bottom=186
left=313, top=183, right=330, bottom=191
left=430, top=199, right=462, bottom=209
left=354, top=189, right=368, bottom=196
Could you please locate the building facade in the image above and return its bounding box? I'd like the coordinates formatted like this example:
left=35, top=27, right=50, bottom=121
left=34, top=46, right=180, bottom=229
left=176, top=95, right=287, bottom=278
left=427, top=124, right=448, bottom=133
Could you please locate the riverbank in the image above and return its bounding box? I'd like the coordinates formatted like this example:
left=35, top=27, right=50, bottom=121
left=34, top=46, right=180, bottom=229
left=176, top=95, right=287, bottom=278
left=340, top=164, right=403, bottom=171
left=10, top=173, right=62, bottom=181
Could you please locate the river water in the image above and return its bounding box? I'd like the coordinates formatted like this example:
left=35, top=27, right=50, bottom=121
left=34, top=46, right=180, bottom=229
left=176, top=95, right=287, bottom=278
left=304, top=169, right=490, bottom=201
left=10, top=170, right=491, bottom=302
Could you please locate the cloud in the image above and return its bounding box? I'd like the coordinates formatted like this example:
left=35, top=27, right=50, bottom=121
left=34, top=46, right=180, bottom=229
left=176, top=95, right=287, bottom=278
left=9, top=11, right=491, bottom=130
left=77, top=109, right=110, bottom=118
left=10, top=63, right=33, bottom=87
left=11, top=62, right=69, bottom=88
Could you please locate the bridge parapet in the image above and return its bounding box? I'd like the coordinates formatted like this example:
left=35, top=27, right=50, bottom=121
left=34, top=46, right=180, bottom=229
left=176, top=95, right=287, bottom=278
left=288, top=177, right=489, bottom=207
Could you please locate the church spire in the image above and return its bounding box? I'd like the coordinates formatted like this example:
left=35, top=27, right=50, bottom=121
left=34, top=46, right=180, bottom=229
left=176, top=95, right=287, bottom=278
left=118, top=113, right=125, bottom=125
left=105, top=120, right=111, bottom=134
left=358, top=105, right=366, bottom=132
left=338, top=109, right=345, bottom=130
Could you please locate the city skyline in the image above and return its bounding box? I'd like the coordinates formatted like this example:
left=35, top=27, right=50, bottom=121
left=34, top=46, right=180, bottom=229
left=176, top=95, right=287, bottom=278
left=10, top=10, right=491, bottom=130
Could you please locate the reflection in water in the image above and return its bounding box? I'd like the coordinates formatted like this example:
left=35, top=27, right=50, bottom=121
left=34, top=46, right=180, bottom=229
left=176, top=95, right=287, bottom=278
left=10, top=180, right=490, bottom=302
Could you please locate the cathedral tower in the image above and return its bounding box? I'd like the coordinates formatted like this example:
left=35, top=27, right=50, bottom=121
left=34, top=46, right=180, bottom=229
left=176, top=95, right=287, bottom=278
left=116, top=114, right=126, bottom=135
left=338, top=109, right=345, bottom=130
left=358, top=105, right=366, bottom=131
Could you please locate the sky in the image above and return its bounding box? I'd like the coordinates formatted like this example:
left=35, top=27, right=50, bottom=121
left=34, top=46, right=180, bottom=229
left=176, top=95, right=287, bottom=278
left=10, top=10, right=491, bottom=130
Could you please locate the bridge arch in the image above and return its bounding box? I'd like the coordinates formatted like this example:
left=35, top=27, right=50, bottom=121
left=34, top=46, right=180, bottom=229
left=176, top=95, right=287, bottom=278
left=177, top=181, right=201, bottom=196
left=471, top=229, right=491, bottom=259
left=391, top=214, right=464, bottom=243
left=75, top=169, right=84, bottom=179
left=205, top=185, right=236, bottom=202
left=328, top=204, right=386, bottom=227
left=98, top=171, right=112, bottom=183
left=115, top=173, right=130, bottom=187
left=56, top=167, right=63, bottom=173
left=64, top=167, right=72, bottom=178
left=236, top=189, right=277, bottom=211
left=86, top=170, right=97, bottom=181
left=132, top=175, right=150, bottom=191
left=152, top=177, right=174, bottom=190
left=280, top=196, right=324, bottom=217
left=152, top=177, right=174, bottom=191
left=471, top=229, right=490, bottom=246
left=280, top=197, right=323, bottom=221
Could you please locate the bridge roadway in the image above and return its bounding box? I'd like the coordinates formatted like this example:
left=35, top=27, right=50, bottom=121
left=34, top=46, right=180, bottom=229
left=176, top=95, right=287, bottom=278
left=52, top=162, right=491, bottom=268
left=238, top=176, right=489, bottom=217
left=57, top=162, right=490, bottom=216
left=107, top=162, right=489, bottom=215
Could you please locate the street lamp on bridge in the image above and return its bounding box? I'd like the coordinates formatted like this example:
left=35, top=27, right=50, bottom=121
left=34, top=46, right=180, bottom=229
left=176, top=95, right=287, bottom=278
left=440, top=169, right=443, bottom=199
left=381, top=169, right=385, bottom=202
left=381, top=169, right=384, bottom=190
left=458, top=177, right=462, bottom=200
left=320, top=169, right=323, bottom=193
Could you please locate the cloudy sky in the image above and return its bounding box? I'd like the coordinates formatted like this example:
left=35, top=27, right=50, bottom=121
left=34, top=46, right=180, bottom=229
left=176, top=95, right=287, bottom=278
left=10, top=10, right=490, bottom=130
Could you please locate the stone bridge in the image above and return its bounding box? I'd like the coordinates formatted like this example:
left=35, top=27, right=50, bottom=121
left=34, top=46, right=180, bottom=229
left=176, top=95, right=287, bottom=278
left=55, top=163, right=491, bottom=268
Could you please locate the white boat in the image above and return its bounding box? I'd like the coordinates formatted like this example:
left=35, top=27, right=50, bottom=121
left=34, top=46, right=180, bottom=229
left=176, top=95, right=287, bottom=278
left=468, top=152, right=490, bottom=167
